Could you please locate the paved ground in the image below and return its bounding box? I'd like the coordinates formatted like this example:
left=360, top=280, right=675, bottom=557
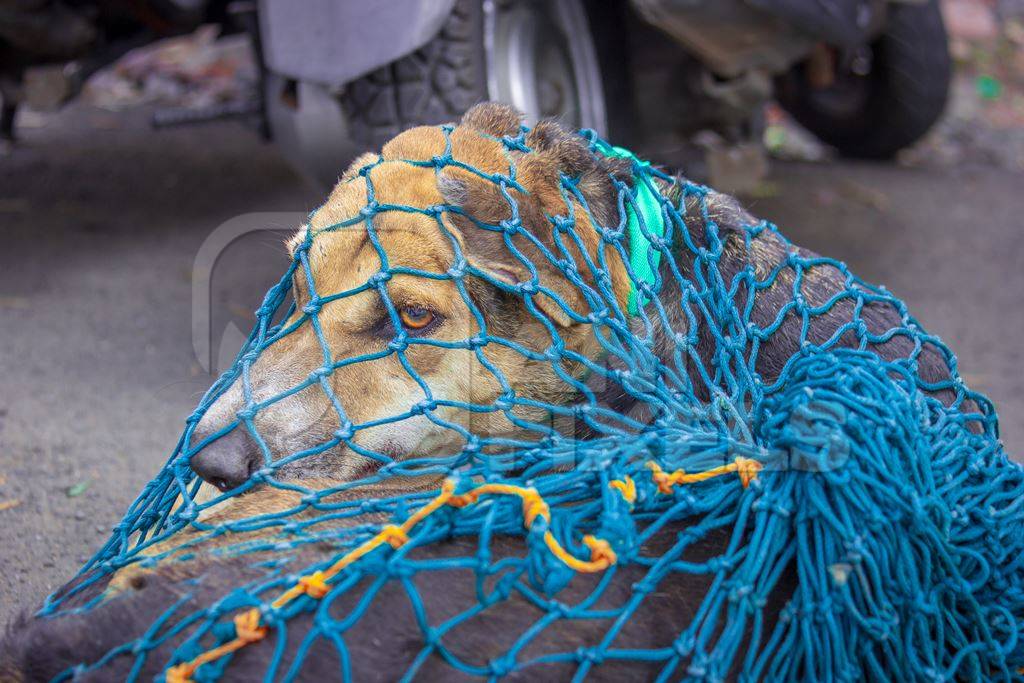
left=2, top=107, right=1023, bottom=626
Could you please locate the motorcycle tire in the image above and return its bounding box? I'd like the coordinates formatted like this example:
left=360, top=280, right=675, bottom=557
left=338, top=0, right=487, bottom=151
left=336, top=0, right=629, bottom=154
left=775, top=0, right=950, bottom=160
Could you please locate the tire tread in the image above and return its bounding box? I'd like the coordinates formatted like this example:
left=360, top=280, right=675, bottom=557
left=339, top=0, right=488, bottom=151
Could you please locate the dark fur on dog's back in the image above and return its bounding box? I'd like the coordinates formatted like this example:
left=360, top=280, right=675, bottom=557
left=1, top=527, right=795, bottom=681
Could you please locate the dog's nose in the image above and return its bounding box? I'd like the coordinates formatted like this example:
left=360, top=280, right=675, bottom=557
left=189, top=427, right=261, bottom=492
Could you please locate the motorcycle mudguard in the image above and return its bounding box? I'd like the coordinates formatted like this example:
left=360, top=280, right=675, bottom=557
left=258, top=0, right=457, bottom=88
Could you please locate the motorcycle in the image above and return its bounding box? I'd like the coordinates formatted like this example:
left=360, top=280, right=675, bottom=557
left=0, top=0, right=950, bottom=186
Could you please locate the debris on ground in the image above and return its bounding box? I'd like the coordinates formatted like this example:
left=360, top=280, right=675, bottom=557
left=763, top=103, right=830, bottom=163
left=0, top=500, right=22, bottom=512
left=81, top=25, right=256, bottom=112
left=66, top=480, right=90, bottom=498
left=899, top=0, right=1024, bottom=171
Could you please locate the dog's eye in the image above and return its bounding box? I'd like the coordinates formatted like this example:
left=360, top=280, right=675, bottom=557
left=398, top=306, right=434, bottom=330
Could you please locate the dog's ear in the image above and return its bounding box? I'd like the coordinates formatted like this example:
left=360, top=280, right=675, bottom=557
left=519, top=120, right=633, bottom=228
left=441, top=111, right=634, bottom=325
left=438, top=170, right=582, bottom=327
left=458, top=102, right=524, bottom=138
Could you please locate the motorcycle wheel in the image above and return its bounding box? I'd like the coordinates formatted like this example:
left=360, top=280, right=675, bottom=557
left=338, top=0, right=622, bottom=156
left=775, top=0, right=950, bottom=160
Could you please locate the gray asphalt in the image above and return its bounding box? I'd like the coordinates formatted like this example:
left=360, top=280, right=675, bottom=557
left=1, top=107, right=1022, bottom=626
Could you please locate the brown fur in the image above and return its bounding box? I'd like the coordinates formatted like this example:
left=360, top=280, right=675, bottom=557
left=187, top=104, right=640, bottom=486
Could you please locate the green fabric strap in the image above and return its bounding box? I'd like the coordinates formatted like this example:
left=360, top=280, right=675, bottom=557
left=594, top=141, right=665, bottom=316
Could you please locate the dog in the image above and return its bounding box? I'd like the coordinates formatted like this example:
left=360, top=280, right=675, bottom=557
left=184, top=103, right=960, bottom=493
left=0, top=103, right=969, bottom=681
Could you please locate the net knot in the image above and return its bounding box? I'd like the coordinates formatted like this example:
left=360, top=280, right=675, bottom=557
left=575, top=646, right=605, bottom=665
left=582, top=535, right=617, bottom=568
left=380, top=524, right=410, bottom=549
left=599, top=227, right=622, bottom=243
left=646, top=462, right=677, bottom=495
left=235, top=407, right=257, bottom=422
left=672, top=637, right=693, bottom=658
left=138, top=510, right=160, bottom=527
left=307, top=366, right=331, bottom=381
left=165, top=665, right=191, bottom=683
left=609, top=476, right=636, bottom=504
left=233, top=609, right=268, bottom=643
left=411, top=399, right=434, bottom=415
left=521, top=490, right=550, bottom=527
left=298, top=570, right=331, bottom=599
left=447, top=491, right=479, bottom=509
left=489, top=655, right=516, bottom=677
left=733, top=457, right=763, bottom=488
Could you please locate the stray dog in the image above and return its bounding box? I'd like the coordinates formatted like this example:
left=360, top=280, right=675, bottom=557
left=184, top=103, right=958, bottom=493
left=1, top=103, right=969, bottom=681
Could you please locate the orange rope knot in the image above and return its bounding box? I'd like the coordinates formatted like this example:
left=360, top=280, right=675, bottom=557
left=541, top=531, right=617, bottom=573
left=297, top=570, right=331, bottom=599
left=520, top=489, right=550, bottom=527
left=165, top=665, right=191, bottom=683
left=164, top=608, right=268, bottom=682
left=233, top=609, right=268, bottom=643
left=609, top=475, right=636, bottom=504
left=646, top=462, right=677, bottom=495
left=582, top=535, right=617, bottom=568
left=380, top=524, right=411, bottom=549
left=446, top=490, right=479, bottom=509
left=733, top=457, right=763, bottom=488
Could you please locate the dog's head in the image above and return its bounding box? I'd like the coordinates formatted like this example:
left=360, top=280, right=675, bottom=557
left=189, top=104, right=638, bottom=491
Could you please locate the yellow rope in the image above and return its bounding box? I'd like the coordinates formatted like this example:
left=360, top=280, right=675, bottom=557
left=166, top=480, right=459, bottom=682
left=166, top=459, right=759, bottom=681
left=609, top=475, right=636, bottom=504
left=165, top=610, right=266, bottom=683
left=646, top=457, right=762, bottom=493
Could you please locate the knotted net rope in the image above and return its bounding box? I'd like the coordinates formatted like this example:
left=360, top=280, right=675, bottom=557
left=40, top=119, right=1024, bottom=682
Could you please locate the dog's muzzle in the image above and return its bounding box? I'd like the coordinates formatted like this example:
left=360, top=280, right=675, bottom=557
left=189, top=427, right=261, bottom=492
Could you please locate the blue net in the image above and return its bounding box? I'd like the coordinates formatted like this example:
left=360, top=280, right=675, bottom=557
left=29, top=104, right=1024, bottom=681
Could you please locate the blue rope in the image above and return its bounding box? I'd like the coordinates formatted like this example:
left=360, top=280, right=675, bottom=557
left=42, top=122, right=1024, bottom=682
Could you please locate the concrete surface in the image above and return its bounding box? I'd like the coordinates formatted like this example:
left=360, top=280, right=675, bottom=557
left=1, top=107, right=1023, bottom=627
